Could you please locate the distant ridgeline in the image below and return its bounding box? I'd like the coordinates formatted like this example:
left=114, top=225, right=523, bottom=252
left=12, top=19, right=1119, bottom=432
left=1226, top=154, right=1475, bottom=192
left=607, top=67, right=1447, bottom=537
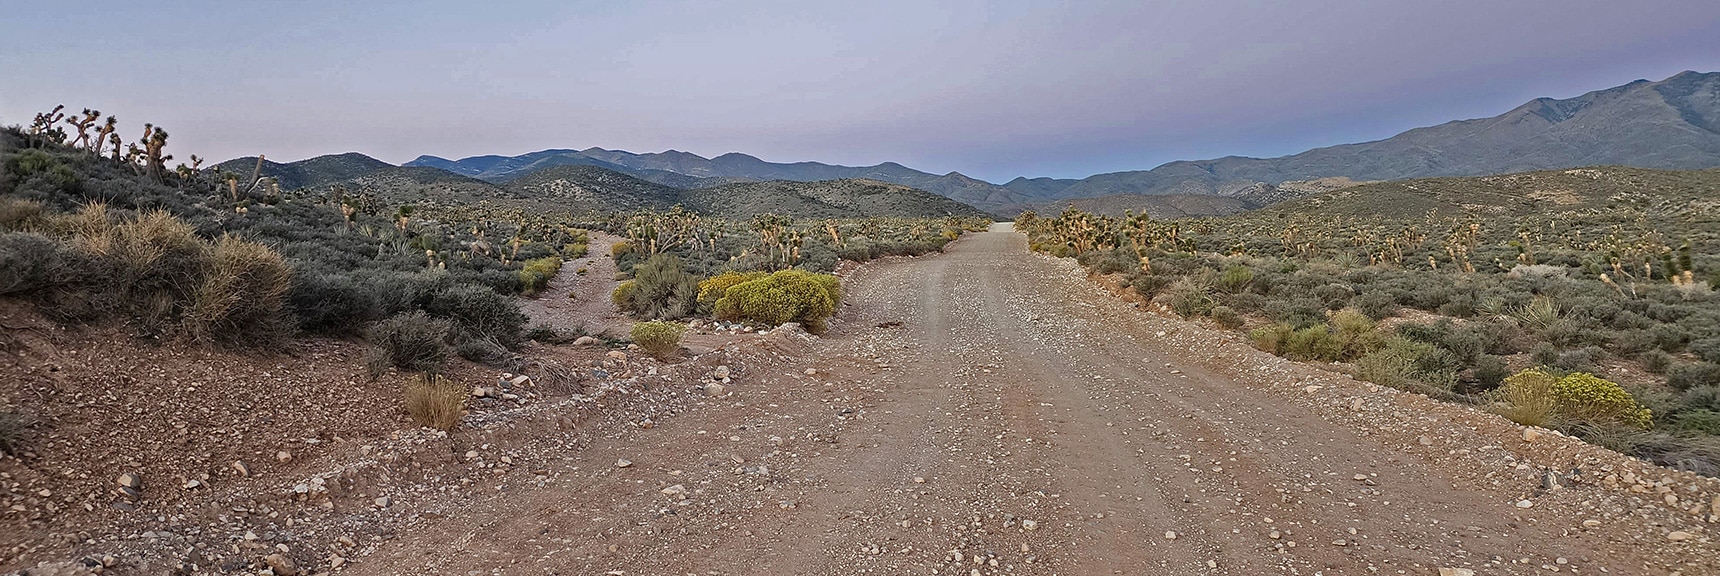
left=378, top=71, right=1720, bottom=216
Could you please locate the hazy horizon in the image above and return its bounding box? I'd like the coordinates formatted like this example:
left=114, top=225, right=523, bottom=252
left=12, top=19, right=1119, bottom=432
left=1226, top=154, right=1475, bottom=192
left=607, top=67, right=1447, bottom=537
left=4, top=0, right=1719, bottom=182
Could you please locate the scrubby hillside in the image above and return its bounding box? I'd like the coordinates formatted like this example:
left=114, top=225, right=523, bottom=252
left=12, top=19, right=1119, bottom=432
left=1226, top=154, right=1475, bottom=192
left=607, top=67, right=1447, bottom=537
left=1256, top=166, right=1720, bottom=220
left=211, top=152, right=392, bottom=191
left=504, top=165, right=684, bottom=213
left=1016, top=165, right=1720, bottom=475
left=680, top=178, right=995, bottom=220
left=1043, top=193, right=1252, bottom=218
left=0, top=115, right=580, bottom=362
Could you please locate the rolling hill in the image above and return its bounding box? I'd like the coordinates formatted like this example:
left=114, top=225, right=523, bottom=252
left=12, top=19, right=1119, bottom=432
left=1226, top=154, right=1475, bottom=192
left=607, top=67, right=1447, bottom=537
left=503, top=165, right=684, bottom=213
left=1253, top=166, right=1720, bottom=220
left=404, top=71, right=1720, bottom=215
left=218, top=154, right=996, bottom=219
left=679, top=179, right=995, bottom=220
left=211, top=152, right=391, bottom=191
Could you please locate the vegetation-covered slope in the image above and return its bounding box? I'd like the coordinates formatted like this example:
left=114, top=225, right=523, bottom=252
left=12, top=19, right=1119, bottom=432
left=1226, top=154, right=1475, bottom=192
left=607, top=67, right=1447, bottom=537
left=1017, top=165, right=1720, bottom=475
left=680, top=178, right=995, bottom=220
left=504, top=165, right=684, bottom=213
left=211, top=152, right=392, bottom=191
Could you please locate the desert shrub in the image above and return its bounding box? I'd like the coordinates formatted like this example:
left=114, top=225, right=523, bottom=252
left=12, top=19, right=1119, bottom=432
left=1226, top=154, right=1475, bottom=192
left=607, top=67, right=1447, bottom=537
left=403, top=373, right=465, bottom=431
left=1266, top=297, right=1326, bottom=330
left=1641, top=349, right=1674, bottom=374
left=3, top=149, right=80, bottom=195
left=0, top=411, right=35, bottom=456
left=518, top=256, right=562, bottom=296
left=1210, top=305, right=1244, bottom=329
left=1649, top=323, right=1690, bottom=352
left=0, top=197, right=49, bottom=230
left=185, top=234, right=292, bottom=347
left=71, top=205, right=208, bottom=331
left=1228, top=292, right=1266, bottom=313
left=1161, top=278, right=1215, bottom=318
left=1357, top=336, right=1458, bottom=394
left=1249, top=323, right=1294, bottom=355
left=619, top=254, right=700, bottom=319
left=1551, top=372, right=1653, bottom=429
left=1129, top=273, right=1174, bottom=298
left=631, top=320, right=686, bottom=360
left=1671, top=410, right=1720, bottom=435
left=697, top=271, right=769, bottom=314
left=1311, top=283, right=1354, bottom=309
left=428, top=284, right=527, bottom=347
left=1494, top=369, right=1653, bottom=429
left=1353, top=290, right=1398, bottom=320
left=1689, top=338, right=1720, bottom=364
left=1580, top=427, right=1720, bottom=476
left=1530, top=342, right=1559, bottom=366
left=713, top=269, right=842, bottom=333
left=1471, top=355, right=1510, bottom=390
left=1553, top=346, right=1605, bottom=374
left=1438, top=293, right=1478, bottom=317
left=454, top=336, right=511, bottom=366
left=1682, top=385, right=1720, bottom=412
left=610, top=241, right=633, bottom=257
left=1667, top=362, right=1720, bottom=391
left=1285, top=326, right=1346, bottom=362
left=1217, top=266, right=1254, bottom=294
left=1610, top=329, right=1656, bottom=357
left=1083, top=248, right=1137, bottom=275
left=1512, top=296, right=1561, bottom=330
left=0, top=232, right=79, bottom=296
left=612, top=281, right=636, bottom=311
left=1493, top=369, right=1559, bottom=427
left=366, top=311, right=450, bottom=375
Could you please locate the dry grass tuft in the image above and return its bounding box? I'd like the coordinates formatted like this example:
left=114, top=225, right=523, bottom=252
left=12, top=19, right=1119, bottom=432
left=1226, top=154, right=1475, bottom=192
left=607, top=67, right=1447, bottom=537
left=404, top=373, right=466, bottom=431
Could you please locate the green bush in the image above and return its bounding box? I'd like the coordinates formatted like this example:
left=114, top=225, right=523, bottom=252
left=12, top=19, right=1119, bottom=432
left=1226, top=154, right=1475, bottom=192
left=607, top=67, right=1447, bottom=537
left=713, top=269, right=842, bottom=333
left=1550, top=372, right=1653, bottom=429
left=428, top=284, right=527, bottom=347
left=619, top=254, right=700, bottom=319
left=1210, top=305, right=1244, bottom=329
left=1668, top=362, right=1720, bottom=391
left=1670, top=410, right=1720, bottom=435
left=1217, top=266, right=1254, bottom=294
left=612, top=280, right=636, bottom=311
left=1682, top=385, right=1720, bottom=412
left=518, top=256, right=563, bottom=296
left=1472, top=355, right=1510, bottom=390
left=1249, top=323, right=1294, bottom=355
left=1129, top=273, right=1174, bottom=298
left=1285, top=326, right=1346, bottom=362
left=1161, top=278, right=1215, bottom=318
left=1357, top=336, right=1457, bottom=393
left=1353, top=291, right=1398, bottom=320
left=366, top=311, right=451, bottom=375
left=697, top=271, right=768, bottom=314
left=631, top=320, right=686, bottom=360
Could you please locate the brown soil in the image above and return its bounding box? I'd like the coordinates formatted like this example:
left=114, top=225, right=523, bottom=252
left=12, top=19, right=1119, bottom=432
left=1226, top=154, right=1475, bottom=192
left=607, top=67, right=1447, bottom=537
left=5, top=226, right=1717, bottom=576
left=517, top=231, right=629, bottom=338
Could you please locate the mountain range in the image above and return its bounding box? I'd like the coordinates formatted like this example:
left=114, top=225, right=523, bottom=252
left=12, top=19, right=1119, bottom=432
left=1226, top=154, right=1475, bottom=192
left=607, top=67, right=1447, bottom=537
left=220, top=70, right=1720, bottom=216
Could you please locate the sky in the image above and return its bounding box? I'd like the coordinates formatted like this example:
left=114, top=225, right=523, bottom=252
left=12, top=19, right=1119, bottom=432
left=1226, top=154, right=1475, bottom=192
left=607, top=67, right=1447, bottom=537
left=3, top=0, right=1719, bottom=182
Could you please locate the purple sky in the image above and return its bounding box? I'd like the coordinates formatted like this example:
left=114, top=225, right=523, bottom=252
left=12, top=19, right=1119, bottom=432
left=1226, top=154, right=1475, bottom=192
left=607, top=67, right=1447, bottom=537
left=3, top=1, right=1719, bottom=181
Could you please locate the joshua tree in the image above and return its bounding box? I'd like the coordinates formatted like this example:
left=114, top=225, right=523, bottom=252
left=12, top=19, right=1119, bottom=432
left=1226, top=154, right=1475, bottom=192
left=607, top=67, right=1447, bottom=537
left=67, top=109, right=101, bottom=150
left=92, top=115, right=118, bottom=157
left=26, top=106, right=68, bottom=147
left=106, top=132, right=123, bottom=161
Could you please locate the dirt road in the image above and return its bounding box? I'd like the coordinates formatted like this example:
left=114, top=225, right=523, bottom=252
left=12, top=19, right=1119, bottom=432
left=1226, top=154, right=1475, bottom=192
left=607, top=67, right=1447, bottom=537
left=350, top=225, right=1715, bottom=576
